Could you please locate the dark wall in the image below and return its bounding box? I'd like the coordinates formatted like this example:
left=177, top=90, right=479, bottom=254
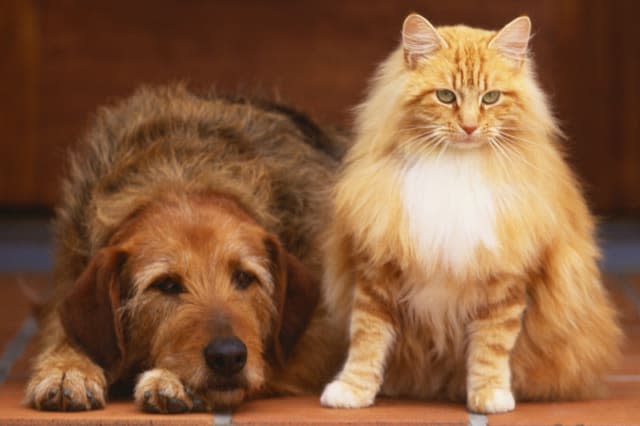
left=1, top=0, right=639, bottom=215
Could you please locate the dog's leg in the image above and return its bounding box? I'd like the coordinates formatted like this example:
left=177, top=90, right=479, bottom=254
left=24, top=341, right=107, bottom=411
left=134, top=368, right=211, bottom=414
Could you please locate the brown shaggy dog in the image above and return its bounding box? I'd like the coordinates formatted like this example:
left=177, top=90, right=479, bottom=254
left=24, top=85, right=342, bottom=413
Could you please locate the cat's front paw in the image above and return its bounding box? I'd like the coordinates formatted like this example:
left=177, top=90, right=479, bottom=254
left=320, top=379, right=375, bottom=408
left=467, top=387, right=515, bottom=414
left=135, top=368, right=209, bottom=414
left=25, top=367, right=107, bottom=411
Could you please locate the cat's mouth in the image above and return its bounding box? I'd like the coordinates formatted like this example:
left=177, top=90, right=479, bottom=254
left=449, top=135, right=487, bottom=149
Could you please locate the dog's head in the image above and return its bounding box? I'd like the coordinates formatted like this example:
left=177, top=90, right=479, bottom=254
left=59, top=193, right=318, bottom=409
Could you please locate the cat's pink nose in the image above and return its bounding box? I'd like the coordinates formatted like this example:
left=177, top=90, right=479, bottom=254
left=462, top=125, right=477, bottom=135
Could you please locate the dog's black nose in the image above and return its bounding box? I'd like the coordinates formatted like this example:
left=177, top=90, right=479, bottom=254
left=204, top=337, right=247, bottom=376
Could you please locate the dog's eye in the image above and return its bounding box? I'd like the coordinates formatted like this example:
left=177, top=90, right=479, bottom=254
left=232, top=269, right=256, bottom=290
left=151, top=276, right=184, bottom=295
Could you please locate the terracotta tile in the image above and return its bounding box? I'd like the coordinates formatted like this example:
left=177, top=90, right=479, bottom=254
left=487, top=397, right=640, bottom=426
left=0, top=380, right=213, bottom=425
left=233, top=396, right=468, bottom=425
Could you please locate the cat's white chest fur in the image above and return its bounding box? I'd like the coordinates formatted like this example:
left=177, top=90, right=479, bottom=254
left=401, top=152, right=499, bottom=272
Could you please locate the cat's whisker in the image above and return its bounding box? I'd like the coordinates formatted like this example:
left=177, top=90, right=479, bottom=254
left=489, top=139, right=516, bottom=175
left=488, top=139, right=510, bottom=173
left=498, top=132, right=539, bottom=146
left=403, top=130, right=452, bottom=154
left=402, top=124, right=442, bottom=131
left=401, top=135, right=432, bottom=148
left=504, top=147, right=573, bottom=189
left=400, top=124, right=443, bottom=133
left=434, top=139, right=450, bottom=164
left=494, top=137, right=572, bottom=187
left=404, top=126, right=443, bottom=137
left=497, top=126, right=529, bottom=133
left=493, top=137, right=536, bottom=166
left=411, top=136, right=446, bottom=158
left=428, top=136, right=450, bottom=157
left=489, top=140, right=558, bottom=209
left=403, top=134, right=442, bottom=152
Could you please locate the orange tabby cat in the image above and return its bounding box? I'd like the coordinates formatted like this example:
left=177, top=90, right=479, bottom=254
left=319, top=14, right=622, bottom=414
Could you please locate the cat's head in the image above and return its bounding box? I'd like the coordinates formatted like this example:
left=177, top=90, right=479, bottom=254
left=393, top=14, right=556, bottom=154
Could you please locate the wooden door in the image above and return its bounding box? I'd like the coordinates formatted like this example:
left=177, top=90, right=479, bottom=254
left=1, top=0, right=638, bottom=214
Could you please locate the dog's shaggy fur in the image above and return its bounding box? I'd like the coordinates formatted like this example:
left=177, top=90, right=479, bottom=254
left=24, top=84, right=342, bottom=413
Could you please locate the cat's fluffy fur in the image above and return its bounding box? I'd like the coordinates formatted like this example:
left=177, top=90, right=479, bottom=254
left=319, top=14, right=622, bottom=414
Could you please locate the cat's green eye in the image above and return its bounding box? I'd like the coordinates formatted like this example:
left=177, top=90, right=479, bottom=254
left=436, top=89, right=457, bottom=104
left=482, top=90, right=501, bottom=105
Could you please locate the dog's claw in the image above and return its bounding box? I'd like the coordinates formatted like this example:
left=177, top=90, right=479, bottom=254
left=40, top=390, right=61, bottom=411
left=65, top=399, right=87, bottom=411
left=86, top=389, right=102, bottom=410
left=167, top=397, right=188, bottom=414
left=191, top=396, right=207, bottom=412
left=143, top=400, right=162, bottom=414
left=61, top=388, right=86, bottom=411
left=141, top=390, right=162, bottom=413
left=183, top=385, right=207, bottom=412
left=62, top=393, right=75, bottom=410
left=41, top=401, right=60, bottom=411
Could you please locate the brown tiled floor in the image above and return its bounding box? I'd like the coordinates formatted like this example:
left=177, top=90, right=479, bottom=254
left=1, top=273, right=639, bottom=425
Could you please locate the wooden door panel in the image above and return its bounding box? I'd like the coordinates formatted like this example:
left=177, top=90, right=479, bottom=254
left=1, top=0, right=638, bottom=214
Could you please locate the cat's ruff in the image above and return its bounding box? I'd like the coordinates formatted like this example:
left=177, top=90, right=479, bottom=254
left=401, top=150, right=500, bottom=274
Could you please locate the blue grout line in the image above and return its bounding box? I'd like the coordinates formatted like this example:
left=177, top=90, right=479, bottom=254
left=468, top=412, right=488, bottom=426
left=213, top=412, right=233, bottom=425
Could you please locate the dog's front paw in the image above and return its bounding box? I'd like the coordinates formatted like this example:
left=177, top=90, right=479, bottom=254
left=320, top=379, right=375, bottom=408
left=467, top=387, right=515, bottom=414
left=25, top=366, right=107, bottom=411
left=135, top=368, right=209, bottom=414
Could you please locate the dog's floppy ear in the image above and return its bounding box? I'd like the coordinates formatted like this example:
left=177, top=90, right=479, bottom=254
left=59, top=247, right=129, bottom=380
left=264, top=236, right=320, bottom=366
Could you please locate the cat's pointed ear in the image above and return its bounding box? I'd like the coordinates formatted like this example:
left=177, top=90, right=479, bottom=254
left=489, top=16, right=531, bottom=64
left=402, top=14, right=447, bottom=69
